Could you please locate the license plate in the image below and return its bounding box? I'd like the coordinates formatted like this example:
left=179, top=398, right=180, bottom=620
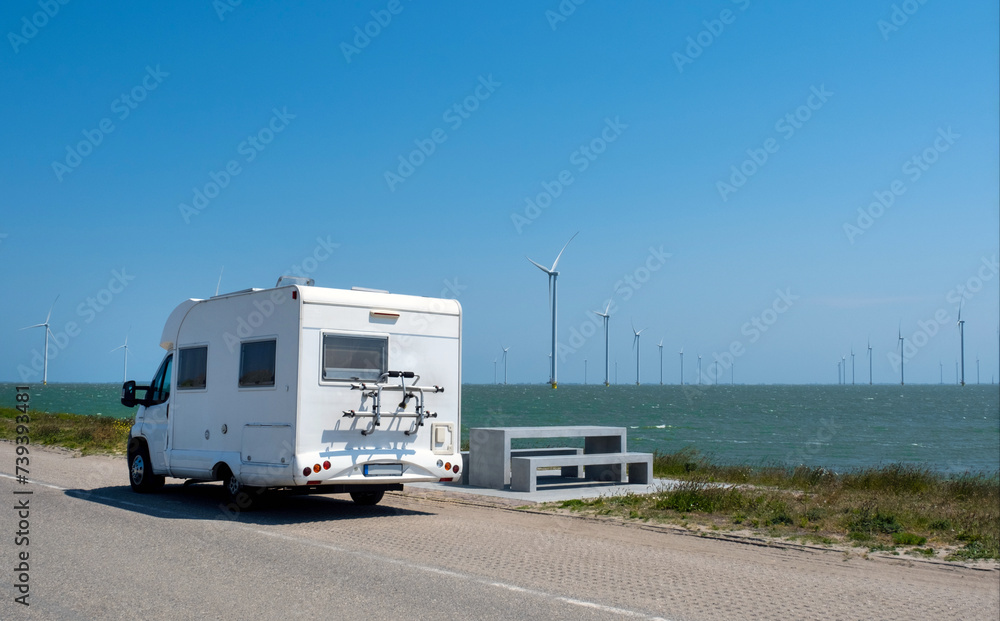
left=363, top=463, right=402, bottom=476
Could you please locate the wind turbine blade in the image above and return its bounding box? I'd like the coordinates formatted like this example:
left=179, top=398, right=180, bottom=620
left=603, top=298, right=612, bottom=315
left=110, top=345, right=124, bottom=353
left=525, top=257, right=553, bottom=274
left=21, top=323, right=45, bottom=330
left=216, top=266, right=225, bottom=296
left=44, top=295, right=59, bottom=324
left=550, top=231, right=579, bottom=272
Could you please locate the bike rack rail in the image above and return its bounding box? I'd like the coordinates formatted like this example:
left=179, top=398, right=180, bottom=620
left=342, top=371, right=444, bottom=436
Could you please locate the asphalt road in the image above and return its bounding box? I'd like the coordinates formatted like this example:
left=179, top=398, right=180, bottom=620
left=1, top=443, right=997, bottom=620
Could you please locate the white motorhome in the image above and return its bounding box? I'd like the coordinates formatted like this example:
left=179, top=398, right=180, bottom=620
left=122, top=277, right=462, bottom=507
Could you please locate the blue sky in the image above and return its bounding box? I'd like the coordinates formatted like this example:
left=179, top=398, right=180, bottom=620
left=1, top=0, right=997, bottom=385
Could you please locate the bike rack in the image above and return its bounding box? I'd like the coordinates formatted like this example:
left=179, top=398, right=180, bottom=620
left=342, top=371, right=444, bottom=436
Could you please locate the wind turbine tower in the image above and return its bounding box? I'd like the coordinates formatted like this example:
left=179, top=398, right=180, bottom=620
left=697, top=355, right=702, bottom=385
left=526, top=232, right=578, bottom=389
left=898, top=328, right=905, bottom=386
left=21, top=295, right=59, bottom=385
left=631, top=322, right=646, bottom=385
left=851, top=347, right=855, bottom=385
left=957, top=304, right=966, bottom=386
left=592, top=300, right=611, bottom=386
left=679, top=350, right=684, bottom=385
left=501, top=345, right=509, bottom=385
left=110, top=331, right=130, bottom=383
left=867, top=338, right=873, bottom=385
left=657, top=340, right=663, bottom=385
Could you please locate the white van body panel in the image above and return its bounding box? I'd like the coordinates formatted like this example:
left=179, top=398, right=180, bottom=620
left=132, top=284, right=462, bottom=490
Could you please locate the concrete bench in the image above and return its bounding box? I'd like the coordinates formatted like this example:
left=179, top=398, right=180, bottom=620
left=460, top=447, right=583, bottom=485
left=510, top=452, right=654, bottom=493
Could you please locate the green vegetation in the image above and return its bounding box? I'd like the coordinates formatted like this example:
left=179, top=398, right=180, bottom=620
left=551, top=447, right=999, bottom=561
left=0, top=407, right=131, bottom=455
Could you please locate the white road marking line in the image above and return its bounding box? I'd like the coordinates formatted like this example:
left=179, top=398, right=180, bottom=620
left=0, top=472, right=67, bottom=491
left=0, top=472, right=674, bottom=620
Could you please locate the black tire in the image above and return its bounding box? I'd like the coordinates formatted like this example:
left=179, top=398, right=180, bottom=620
left=128, top=443, right=165, bottom=493
left=350, top=490, right=385, bottom=506
left=221, top=467, right=261, bottom=511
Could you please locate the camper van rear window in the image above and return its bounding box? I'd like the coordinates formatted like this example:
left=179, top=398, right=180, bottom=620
left=322, top=335, right=387, bottom=381
left=239, top=340, right=277, bottom=387
left=178, top=346, right=208, bottom=389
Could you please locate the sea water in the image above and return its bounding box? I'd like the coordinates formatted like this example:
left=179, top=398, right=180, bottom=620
left=3, top=382, right=997, bottom=474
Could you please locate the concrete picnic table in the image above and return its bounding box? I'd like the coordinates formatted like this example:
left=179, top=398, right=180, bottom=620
left=467, top=425, right=627, bottom=489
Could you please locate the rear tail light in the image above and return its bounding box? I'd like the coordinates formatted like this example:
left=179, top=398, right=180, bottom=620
left=313, top=464, right=321, bottom=473
left=452, top=464, right=460, bottom=474
left=323, top=461, right=331, bottom=470
left=303, top=467, right=311, bottom=476
left=444, top=462, right=452, bottom=471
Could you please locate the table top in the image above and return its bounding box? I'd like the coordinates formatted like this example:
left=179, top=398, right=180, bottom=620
left=470, top=425, right=626, bottom=438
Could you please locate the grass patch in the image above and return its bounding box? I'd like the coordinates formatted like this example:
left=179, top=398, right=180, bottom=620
left=0, top=407, right=132, bottom=455
left=561, top=447, right=1000, bottom=560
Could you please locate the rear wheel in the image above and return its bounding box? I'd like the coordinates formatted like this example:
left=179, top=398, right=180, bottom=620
left=350, top=490, right=385, bottom=506
left=128, top=443, right=164, bottom=493
left=221, top=467, right=261, bottom=511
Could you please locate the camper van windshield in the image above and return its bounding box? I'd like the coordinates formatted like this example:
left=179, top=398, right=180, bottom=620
left=323, top=334, right=386, bottom=381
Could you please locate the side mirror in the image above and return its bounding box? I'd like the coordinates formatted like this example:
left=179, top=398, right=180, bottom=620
left=121, top=381, right=138, bottom=408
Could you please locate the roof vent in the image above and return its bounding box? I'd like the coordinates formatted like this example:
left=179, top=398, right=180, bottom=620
left=276, top=276, right=314, bottom=287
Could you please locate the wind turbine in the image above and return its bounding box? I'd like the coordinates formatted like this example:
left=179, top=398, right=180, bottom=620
left=527, top=232, right=578, bottom=389
left=957, top=303, right=966, bottom=386
left=940, top=361, right=944, bottom=384
left=697, top=355, right=702, bottom=385
left=867, top=338, right=873, bottom=385
left=898, top=328, right=905, bottom=386
left=631, top=322, right=646, bottom=385
left=592, top=299, right=612, bottom=386
left=851, top=346, right=855, bottom=385
left=657, top=339, right=663, bottom=385
left=678, top=349, right=684, bottom=385
left=21, top=295, right=59, bottom=385
left=976, top=355, right=980, bottom=384
left=501, top=345, right=509, bottom=385
left=493, top=358, right=497, bottom=385
left=584, top=359, right=588, bottom=385
left=110, top=330, right=131, bottom=383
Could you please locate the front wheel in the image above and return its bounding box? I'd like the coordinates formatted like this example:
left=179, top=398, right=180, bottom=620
left=350, top=490, right=385, bottom=506
left=128, top=443, right=164, bottom=493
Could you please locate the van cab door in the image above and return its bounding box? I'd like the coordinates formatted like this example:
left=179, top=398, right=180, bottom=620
left=142, top=353, right=173, bottom=473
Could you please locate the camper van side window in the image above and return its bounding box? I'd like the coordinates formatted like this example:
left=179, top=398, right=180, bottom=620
left=322, top=335, right=387, bottom=381
left=178, top=346, right=208, bottom=389
left=239, top=340, right=276, bottom=387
